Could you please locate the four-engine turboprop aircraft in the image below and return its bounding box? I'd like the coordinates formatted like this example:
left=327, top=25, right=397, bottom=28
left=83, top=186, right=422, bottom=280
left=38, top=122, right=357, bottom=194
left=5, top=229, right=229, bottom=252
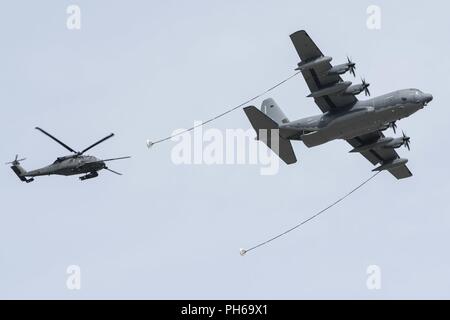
left=244, top=30, right=433, bottom=179
left=7, top=127, right=131, bottom=183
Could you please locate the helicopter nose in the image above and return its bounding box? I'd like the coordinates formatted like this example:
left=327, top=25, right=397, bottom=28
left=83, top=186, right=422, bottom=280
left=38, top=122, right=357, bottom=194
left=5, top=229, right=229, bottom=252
left=423, top=93, right=433, bottom=105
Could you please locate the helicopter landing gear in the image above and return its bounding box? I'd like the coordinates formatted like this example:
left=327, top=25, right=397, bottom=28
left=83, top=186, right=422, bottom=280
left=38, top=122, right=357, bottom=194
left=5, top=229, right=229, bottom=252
left=79, top=171, right=99, bottom=181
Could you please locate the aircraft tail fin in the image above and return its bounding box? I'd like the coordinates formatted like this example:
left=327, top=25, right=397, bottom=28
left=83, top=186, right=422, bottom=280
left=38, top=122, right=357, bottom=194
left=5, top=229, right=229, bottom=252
left=243, top=106, right=297, bottom=165
left=260, top=98, right=290, bottom=125
left=6, top=155, right=34, bottom=183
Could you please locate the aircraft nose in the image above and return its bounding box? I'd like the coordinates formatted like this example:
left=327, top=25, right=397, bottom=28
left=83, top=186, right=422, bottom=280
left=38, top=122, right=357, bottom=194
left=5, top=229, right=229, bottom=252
left=424, top=93, right=433, bottom=104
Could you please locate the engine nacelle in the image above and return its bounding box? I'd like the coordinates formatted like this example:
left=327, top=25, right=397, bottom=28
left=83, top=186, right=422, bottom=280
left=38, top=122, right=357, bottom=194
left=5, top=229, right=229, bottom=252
left=350, top=137, right=394, bottom=153
left=327, top=63, right=350, bottom=76
left=344, top=84, right=365, bottom=96
left=382, top=137, right=405, bottom=149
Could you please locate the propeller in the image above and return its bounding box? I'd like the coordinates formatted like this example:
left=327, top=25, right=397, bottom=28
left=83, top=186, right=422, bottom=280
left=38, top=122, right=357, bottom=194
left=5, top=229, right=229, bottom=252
left=35, top=127, right=115, bottom=156
left=402, top=131, right=411, bottom=151
left=5, top=154, right=26, bottom=165
left=361, top=77, right=371, bottom=96
left=390, top=122, right=398, bottom=134
left=347, top=56, right=356, bottom=77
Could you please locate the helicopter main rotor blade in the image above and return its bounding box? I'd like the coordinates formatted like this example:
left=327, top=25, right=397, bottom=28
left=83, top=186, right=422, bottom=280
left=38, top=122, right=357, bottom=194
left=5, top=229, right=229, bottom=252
left=104, top=167, right=122, bottom=175
left=80, top=133, right=114, bottom=155
left=35, top=127, right=77, bottom=154
left=85, top=156, right=131, bottom=166
left=101, top=156, right=131, bottom=162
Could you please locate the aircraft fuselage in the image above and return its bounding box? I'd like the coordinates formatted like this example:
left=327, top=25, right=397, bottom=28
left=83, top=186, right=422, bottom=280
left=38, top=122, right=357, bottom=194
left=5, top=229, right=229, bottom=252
left=280, top=88, right=433, bottom=147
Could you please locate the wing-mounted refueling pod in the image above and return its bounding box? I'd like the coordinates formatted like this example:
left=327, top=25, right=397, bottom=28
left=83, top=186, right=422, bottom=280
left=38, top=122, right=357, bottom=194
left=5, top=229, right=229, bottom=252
left=307, top=81, right=352, bottom=98
left=372, top=158, right=408, bottom=172
left=295, top=56, right=332, bottom=71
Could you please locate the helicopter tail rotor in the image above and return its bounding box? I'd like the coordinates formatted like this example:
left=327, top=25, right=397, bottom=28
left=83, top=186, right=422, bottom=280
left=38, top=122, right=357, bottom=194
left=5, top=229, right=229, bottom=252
left=5, top=154, right=26, bottom=165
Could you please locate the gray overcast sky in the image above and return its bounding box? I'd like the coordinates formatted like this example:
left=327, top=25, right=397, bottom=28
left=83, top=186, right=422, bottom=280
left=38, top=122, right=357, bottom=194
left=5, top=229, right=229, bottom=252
left=0, top=0, right=449, bottom=299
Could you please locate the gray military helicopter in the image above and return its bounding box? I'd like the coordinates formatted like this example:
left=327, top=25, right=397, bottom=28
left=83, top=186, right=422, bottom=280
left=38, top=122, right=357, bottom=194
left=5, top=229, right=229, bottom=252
left=7, top=127, right=130, bottom=183
left=244, top=30, right=433, bottom=179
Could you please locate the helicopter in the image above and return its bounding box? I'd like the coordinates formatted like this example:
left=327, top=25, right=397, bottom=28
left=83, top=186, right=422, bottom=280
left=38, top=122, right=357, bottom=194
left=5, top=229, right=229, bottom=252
left=7, top=127, right=131, bottom=183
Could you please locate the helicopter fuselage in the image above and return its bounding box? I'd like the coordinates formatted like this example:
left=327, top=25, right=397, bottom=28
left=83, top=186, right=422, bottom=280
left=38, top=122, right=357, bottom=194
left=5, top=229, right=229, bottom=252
left=9, top=127, right=130, bottom=182
left=25, top=155, right=105, bottom=177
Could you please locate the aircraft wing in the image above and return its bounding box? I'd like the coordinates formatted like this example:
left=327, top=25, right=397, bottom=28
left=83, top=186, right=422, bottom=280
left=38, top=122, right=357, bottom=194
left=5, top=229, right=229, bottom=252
left=347, top=131, right=413, bottom=180
left=290, top=30, right=358, bottom=113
